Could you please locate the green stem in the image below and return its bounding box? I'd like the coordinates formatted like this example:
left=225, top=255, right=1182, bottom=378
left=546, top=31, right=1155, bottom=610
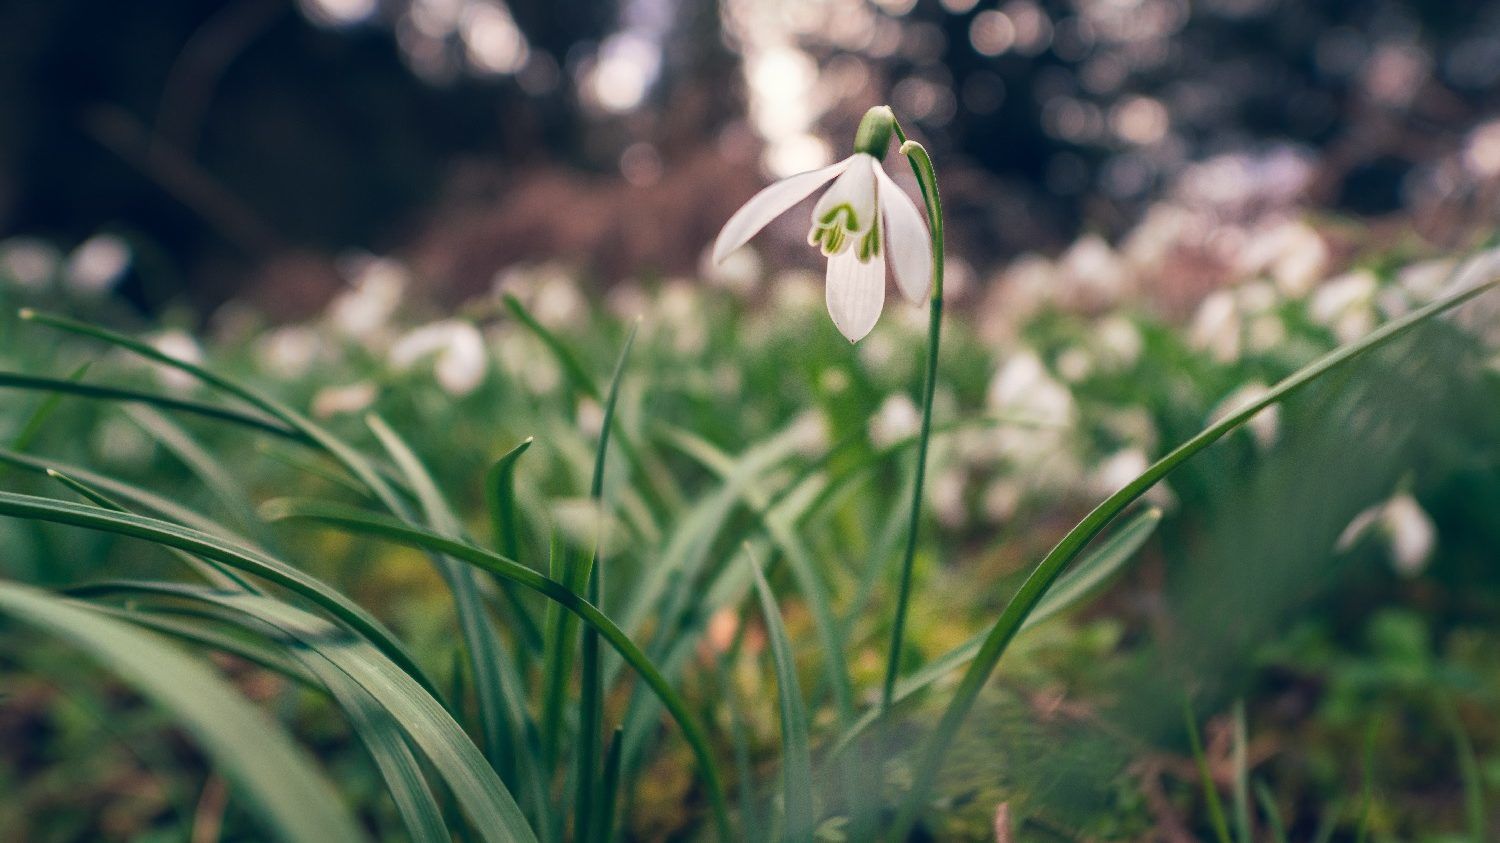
left=881, top=120, right=945, bottom=711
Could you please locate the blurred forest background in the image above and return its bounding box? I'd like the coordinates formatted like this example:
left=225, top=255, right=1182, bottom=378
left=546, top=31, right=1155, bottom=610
left=6, top=0, right=1500, bottom=313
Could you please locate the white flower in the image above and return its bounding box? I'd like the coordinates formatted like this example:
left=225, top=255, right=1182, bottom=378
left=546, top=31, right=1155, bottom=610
left=312, top=381, right=378, bottom=418
left=712, top=152, right=932, bottom=342
left=389, top=320, right=489, bottom=396
left=148, top=330, right=204, bottom=392
left=1337, top=492, right=1436, bottom=577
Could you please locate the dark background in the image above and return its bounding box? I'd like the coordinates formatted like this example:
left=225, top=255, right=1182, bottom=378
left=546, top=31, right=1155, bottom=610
left=3, top=0, right=1499, bottom=313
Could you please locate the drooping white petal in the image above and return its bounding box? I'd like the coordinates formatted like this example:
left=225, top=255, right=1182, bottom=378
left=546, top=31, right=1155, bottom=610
left=712, top=157, right=853, bottom=264
left=825, top=247, right=886, bottom=342
left=812, top=153, right=879, bottom=236
left=874, top=163, right=932, bottom=304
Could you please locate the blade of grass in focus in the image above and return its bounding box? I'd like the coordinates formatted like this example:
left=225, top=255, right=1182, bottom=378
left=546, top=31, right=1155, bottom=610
left=0, top=582, right=368, bottom=843
left=74, top=581, right=535, bottom=843
left=0, top=490, right=439, bottom=698
left=261, top=498, right=734, bottom=841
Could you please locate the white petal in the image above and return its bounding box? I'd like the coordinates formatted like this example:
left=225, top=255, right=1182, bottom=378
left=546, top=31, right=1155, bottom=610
left=712, top=157, right=853, bottom=264
left=825, top=248, right=886, bottom=342
left=875, top=163, right=932, bottom=304
left=813, top=153, right=879, bottom=234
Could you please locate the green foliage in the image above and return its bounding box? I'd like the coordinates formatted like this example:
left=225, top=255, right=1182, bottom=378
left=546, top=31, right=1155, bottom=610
left=0, top=252, right=1497, bottom=842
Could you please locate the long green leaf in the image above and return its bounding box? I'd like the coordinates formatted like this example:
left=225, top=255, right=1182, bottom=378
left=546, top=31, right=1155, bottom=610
left=577, top=323, right=636, bottom=843
left=0, top=369, right=301, bottom=439
left=888, top=270, right=1500, bottom=839
left=77, top=582, right=534, bottom=843
left=262, top=499, right=734, bottom=842
left=749, top=550, right=815, bottom=843
left=0, top=491, right=439, bottom=698
left=485, top=437, right=544, bottom=651
left=0, top=582, right=367, bottom=843
left=826, top=506, right=1162, bottom=762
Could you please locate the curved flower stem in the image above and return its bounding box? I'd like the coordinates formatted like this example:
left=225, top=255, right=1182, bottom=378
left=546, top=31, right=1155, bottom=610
left=881, top=119, right=944, bottom=711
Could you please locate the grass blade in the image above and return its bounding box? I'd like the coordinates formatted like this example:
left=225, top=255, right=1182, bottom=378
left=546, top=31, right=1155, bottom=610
left=749, top=548, right=815, bottom=842
left=485, top=437, right=544, bottom=652
left=1232, top=699, right=1251, bottom=843
left=262, top=499, right=733, bottom=841
left=577, top=323, right=636, bottom=843
left=0, top=369, right=301, bottom=439
left=888, top=270, right=1500, bottom=839
left=0, top=582, right=367, bottom=843
left=0, top=490, right=439, bottom=698
left=76, top=582, right=536, bottom=843
left=1186, top=701, right=1234, bottom=843
left=1253, top=780, right=1288, bottom=843
left=826, top=506, right=1162, bottom=761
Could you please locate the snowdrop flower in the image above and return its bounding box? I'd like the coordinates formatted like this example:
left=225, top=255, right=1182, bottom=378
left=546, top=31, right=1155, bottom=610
left=148, top=330, right=204, bottom=392
left=712, top=107, right=932, bottom=342
left=389, top=320, right=489, bottom=396
left=312, top=381, right=378, bottom=418
left=1337, top=492, right=1436, bottom=576
left=63, top=234, right=131, bottom=294
left=869, top=393, right=921, bottom=447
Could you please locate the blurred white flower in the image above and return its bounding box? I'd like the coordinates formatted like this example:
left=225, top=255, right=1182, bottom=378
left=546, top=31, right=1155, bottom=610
left=576, top=397, right=604, bottom=438
left=389, top=319, right=488, bottom=396
left=713, top=151, right=932, bottom=342
left=1094, top=314, right=1143, bottom=369
left=148, top=330, right=204, bottom=392
left=1190, top=290, right=1241, bottom=363
left=63, top=234, right=131, bottom=294
left=787, top=410, right=831, bottom=457
left=1058, top=233, right=1133, bottom=304
left=1056, top=347, right=1093, bottom=382
left=1212, top=381, right=1280, bottom=449
left=930, top=467, right=968, bottom=528
left=703, top=246, right=761, bottom=295
left=255, top=326, right=323, bottom=379
left=312, top=381, right=378, bottom=418
left=869, top=393, right=920, bottom=447
left=1337, top=492, right=1436, bottom=577
left=0, top=238, right=60, bottom=290
left=1309, top=270, right=1377, bottom=344
left=328, top=258, right=407, bottom=342
left=1237, top=220, right=1327, bottom=297
left=531, top=266, right=587, bottom=329
left=982, top=479, right=1022, bottom=521
left=988, top=350, right=1074, bottom=424
left=494, top=326, right=561, bottom=394
left=1089, top=447, right=1149, bottom=497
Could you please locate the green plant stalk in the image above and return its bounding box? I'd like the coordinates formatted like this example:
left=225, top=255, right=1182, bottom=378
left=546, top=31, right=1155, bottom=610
left=264, top=501, right=735, bottom=841
left=577, top=323, right=636, bottom=843
left=886, top=267, right=1500, bottom=839
left=1186, top=701, right=1234, bottom=843
left=881, top=116, right=945, bottom=710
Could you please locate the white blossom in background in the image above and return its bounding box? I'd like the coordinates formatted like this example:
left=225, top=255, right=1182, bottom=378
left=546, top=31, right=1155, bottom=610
left=576, top=398, right=604, bottom=439
left=1237, top=220, right=1328, bottom=298
left=1309, top=270, right=1378, bottom=344
left=1089, top=447, right=1175, bottom=508
left=148, top=330, right=204, bottom=392
left=1190, top=290, right=1241, bottom=363
left=255, top=326, right=324, bottom=379
left=389, top=320, right=489, bottom=396
left=1094, top=314, right=1143, bottom=370
left=328, top=258, right=408, bottom=343
left=788, top=410, right=831, bottom=457
left=493, top=326, right=561, bottom=394
left=869, top=393, right=920, bottom=447
left=713, top=151, right=932, bottom=342
left=63, top=234, right=131, bottom=294
left=703, top=246, right=762, bottom=295
left=988, top=350, right=1074, bottom=425
left=658, top=280, right=707, bottom=355
left=1212, top=381, right=1280, bottom=450
left=312, top=381, right=378, bottom=418
left=0, top=238, right=60, bottom=290
left=1337, top=492, right=1437, bottom=577
left=1055, top=347, right=1093, bottom=383
left=1058, top=233, right=1134, bottom=305
left=929, top=466, right=968, bottom=528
